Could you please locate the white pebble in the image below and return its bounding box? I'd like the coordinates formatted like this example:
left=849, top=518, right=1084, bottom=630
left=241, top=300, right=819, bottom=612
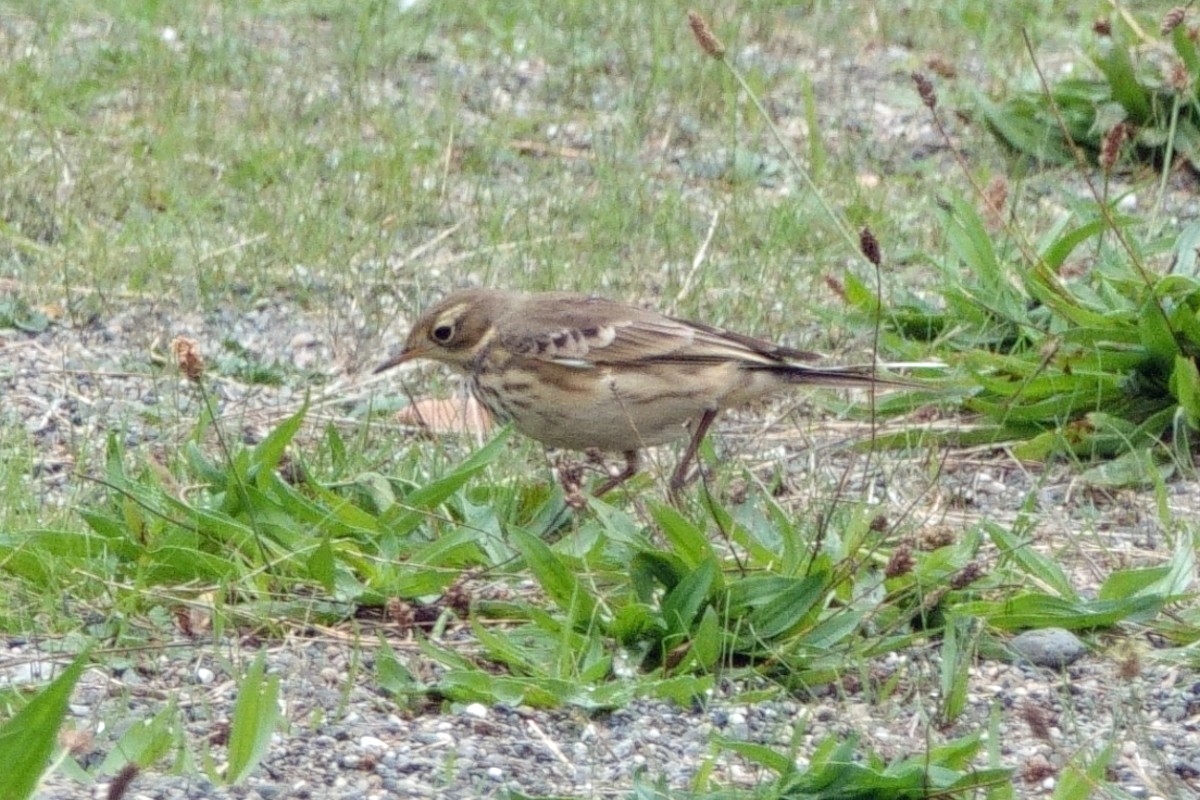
left=463, top=702, right=488, bottom=719
left=360, top=735, right=387, bottom=753
left=194, top=667, right=214, bottom=685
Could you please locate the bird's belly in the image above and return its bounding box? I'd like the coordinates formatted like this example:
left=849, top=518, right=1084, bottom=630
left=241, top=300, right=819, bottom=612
left=472, top=365, right=717, bottom=452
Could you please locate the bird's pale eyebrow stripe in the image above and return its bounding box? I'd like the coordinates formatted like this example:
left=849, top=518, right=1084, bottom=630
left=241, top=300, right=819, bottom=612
left=435, top=303, right=471, bottom=329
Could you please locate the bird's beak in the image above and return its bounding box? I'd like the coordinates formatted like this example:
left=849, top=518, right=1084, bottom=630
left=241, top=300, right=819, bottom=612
left=373, top=348, right=414, bottom=374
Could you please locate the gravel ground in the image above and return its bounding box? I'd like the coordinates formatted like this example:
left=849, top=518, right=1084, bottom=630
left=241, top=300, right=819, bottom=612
left=10, top=626, right=1200, bottom=800
left=2, top=297, right=1199, bottom=800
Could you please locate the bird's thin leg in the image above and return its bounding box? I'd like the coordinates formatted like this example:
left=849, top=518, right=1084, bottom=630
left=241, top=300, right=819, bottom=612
left=593, top=450, right=641, bottom=497
left=669, top=409, right=718, bottom=502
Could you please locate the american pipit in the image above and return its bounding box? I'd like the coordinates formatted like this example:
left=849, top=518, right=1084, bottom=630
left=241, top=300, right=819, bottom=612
left=377, top=289, right=924, bottom=499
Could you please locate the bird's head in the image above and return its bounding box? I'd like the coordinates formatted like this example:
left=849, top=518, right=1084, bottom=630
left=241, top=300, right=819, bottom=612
left=375, top=289, right=504, bottom=374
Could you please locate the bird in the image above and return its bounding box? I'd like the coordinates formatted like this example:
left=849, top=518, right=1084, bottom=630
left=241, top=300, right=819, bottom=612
left=375, top=288, right=924, bottom=500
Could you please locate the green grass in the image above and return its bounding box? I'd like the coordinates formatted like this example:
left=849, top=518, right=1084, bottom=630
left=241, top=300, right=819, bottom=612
left=3, top=1, right=1200, bottom=798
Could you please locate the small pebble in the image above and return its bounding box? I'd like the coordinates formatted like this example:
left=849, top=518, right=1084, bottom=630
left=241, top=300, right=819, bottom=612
left=359, top=735, right=387, bottom=752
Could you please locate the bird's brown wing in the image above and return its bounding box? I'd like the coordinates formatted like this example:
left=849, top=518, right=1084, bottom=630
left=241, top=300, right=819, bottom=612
left=495, top=294, right=819, bottom=368
left=676, top=317, right=824, bottom=363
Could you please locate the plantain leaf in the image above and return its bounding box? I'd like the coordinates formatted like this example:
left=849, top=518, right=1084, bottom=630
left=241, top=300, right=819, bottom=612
left=661, top=559, right=718, bottom=636
left=1170, top=354, right=1200, bottom=428
left=0, top=653, right=88, bottom=800
left=225, top=651, right=281, bottom=785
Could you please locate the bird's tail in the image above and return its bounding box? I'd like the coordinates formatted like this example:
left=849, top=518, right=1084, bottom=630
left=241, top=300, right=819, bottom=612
left=780, top=361, right=944, bottom=389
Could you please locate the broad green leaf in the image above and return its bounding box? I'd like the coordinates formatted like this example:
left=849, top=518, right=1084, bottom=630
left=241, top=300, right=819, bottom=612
left=609, top=602, right=661, bottom=646
left=508, top=527, right=599, bottom=624
left=1098, top=566, right=1171, bottom=601
left=745, top=574, right=827, bottom=640
left=324, top=422, right=347, bottom=472
left=1091, top=39, right=1151, bottom=123
left=184, top=441, right=227, bottom=486
left=800, top=606, right=865, bottom=651
left=95, top=705, right=181, bottom=775
left=1079, top=448, right=1173, bottom=488
left=630, top=550, right=687, bottom=602
left=471, top=619, right=541, bottom=675
left=1054, top=744, right=1113, bottom=800
left=1173, top=24, right=1200, bottom=76
left=644, top=674, right=714, bottom=706
left=1138, top=297, right=1179, bottom=369
left=1100, top=533, right=1194, bottom=600
left=307, top=537, right=337, bottom=593
left=691, top=606, right=722, bottom=670
left=976, top=93, right=1073, bottom=164
left=660, top=560, right=718, bottom=636
left=225, top=651, right=280, bottom=785
left=939, top=618, right=971, bottom=723
left=141, top=544, right=242, bottom=584
left=376, top=636, right=418, bottom=697
left=986, top=523, right=1075, bottom=599
left=955, top=592, right=1162, bottom=630
left=649, top=503, right=714, bottom=568
left=270, top=476, right=383, bottom=538
left=714, top=737, right=794, bottom=773
left=1171, top=354, right=1200, bottom=428
left=405, top=524, right=488, bottom=570
left=0, top=652, right=87, bottom=800
left=251, top=400, right=307, bottom=484
left=381, top=428, right=512, bottom=535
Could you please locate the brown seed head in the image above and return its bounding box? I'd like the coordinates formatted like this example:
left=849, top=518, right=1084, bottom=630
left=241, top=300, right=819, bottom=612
left=884, top=542, right=914, bottom=579
left=443, top=577, right=473, bottom=618
left=1169, top=59, right=1192, bottom=92
left=170, top=336, right=204, bottom=382
left=385, top=597, right=416, bottom=630
left=1100, top=121, right=1130, bottom=172
left=687, top=11, right=726, bottom=59
left=1115, top=644, right=1142, bottom=679
left=108, top=763, right=141, bottom=800
left=555, top=454, right=587, bottom=509
left=917, top=524, right=956, bottom=551
left=1020, top=702, right=1054, bottom=741
left=1092, top=18, right=1112, bottom=36
left=925, top=55, right=957, bottom=79
left=824, top=274, right=847, bottom=302
left=950, top=561, right=984, bottom=589
left=1162, top=6, right=1187, bottom=36
left=1021, top=755, right=1057, bottom=783
left=859, top=227, right=882, bottom=268
left=59, top=728, right=94, bottom=755
left=982, top=175, right=1008, bottom=229
left=911, top=72, right=937, bottom=110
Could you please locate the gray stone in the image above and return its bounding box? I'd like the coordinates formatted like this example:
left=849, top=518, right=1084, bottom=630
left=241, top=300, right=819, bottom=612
left=1008, top=628, right=1087, bottom=668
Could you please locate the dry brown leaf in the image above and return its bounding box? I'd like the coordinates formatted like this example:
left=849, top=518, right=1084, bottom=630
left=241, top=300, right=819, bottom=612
left=396, top=395, right=494, bottom=435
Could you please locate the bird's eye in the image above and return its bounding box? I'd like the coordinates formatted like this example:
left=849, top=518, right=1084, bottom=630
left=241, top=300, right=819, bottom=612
left=432, top=324, right=454, bottom=343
